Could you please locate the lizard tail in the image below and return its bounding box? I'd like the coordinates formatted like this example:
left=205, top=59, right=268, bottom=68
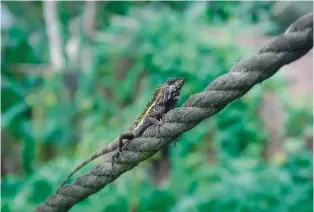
left=57, top=143, right=118, bottom=192
left=59, top=153, right=101, bottom=188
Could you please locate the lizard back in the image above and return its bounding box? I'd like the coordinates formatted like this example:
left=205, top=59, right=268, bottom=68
left=129, top=84, right=163, bottom=131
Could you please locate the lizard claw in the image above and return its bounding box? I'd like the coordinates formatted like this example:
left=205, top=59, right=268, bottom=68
left=156, top=120, right=164, bottom=133
left=157, top=116, right=166, bottom=133
left=111, top=150, right=120, bottom=173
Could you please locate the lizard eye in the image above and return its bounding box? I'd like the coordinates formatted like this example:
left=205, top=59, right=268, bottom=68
left=167, top=78, right=175, bottom=85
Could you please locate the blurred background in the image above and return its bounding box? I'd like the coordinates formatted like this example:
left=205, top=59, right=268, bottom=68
left=1, top=1, right=313, bottom=212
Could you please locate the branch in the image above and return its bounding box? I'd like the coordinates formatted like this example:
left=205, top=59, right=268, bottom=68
left=36, top=13, right=313, bottom=212
left=43, top=1, right=65, bottom=71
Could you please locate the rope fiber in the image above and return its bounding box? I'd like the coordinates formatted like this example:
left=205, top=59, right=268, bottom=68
left=36, top=13, right=313, bottom=212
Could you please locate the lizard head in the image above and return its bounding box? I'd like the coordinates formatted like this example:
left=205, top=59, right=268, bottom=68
left=165, top=77, right=185, bottom=101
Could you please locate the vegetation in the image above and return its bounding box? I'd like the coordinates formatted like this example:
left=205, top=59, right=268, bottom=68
left=1, top=2, right=312, bottom=212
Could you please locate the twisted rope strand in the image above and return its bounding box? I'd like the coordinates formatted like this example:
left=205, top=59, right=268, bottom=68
left=36, top=13, right=313, bottom=212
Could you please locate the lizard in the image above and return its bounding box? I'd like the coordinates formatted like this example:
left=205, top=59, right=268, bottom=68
left=58, top=77, right=185, bottom=189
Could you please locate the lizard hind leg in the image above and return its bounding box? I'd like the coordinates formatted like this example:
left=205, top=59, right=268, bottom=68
left=118, top=133, right=134, bottom=152
left=112, top=133, right=134, bottom=172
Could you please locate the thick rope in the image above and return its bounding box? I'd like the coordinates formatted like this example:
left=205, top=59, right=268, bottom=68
left=36, top=13, right=313, bottom=212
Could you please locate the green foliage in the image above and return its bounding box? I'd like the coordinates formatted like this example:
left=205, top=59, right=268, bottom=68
left=1, top=1, right=312, bottom=212
left=2, top=152, right=312, bottom=212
